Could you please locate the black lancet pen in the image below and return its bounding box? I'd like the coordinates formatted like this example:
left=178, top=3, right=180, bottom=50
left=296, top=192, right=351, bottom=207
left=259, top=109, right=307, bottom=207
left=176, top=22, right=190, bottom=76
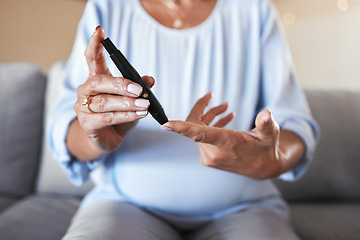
left=102, top=38, right=168, bottom=125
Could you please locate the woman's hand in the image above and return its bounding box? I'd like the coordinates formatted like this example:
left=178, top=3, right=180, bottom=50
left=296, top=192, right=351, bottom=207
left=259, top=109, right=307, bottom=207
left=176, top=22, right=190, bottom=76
left=161, top=93, right=305, bottom=179
left=67, top=26, right=153, bottom=161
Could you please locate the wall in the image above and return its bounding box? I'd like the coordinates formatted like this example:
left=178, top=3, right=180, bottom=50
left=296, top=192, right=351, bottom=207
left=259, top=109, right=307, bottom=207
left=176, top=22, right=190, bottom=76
left=274, top=0, right=360, bottom=89
left=0, top=0, right=86, bottom=70
left=0, top=0, right=359, bottom=89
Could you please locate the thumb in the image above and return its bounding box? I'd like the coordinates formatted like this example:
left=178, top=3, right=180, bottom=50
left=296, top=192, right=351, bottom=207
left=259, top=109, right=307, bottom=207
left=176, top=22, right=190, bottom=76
left=141, top=75, right=155, bottom=88
left=255, top=110, right=278, bottom=137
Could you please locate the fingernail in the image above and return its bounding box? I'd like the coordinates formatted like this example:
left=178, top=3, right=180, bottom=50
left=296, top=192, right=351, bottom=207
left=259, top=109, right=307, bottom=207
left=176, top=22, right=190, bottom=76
left=221, top=102, right=228, bottom=108
left=136, top=110, right=148, bottom=116
left=161, top=125, right=173, bottom=132
left=92, top=25, right=100, bottom=36
left=265, top=111, right=272, bottom=124
left=127, top=84, right=142, bottom=96
left=135, top=99, right=150, bottom=108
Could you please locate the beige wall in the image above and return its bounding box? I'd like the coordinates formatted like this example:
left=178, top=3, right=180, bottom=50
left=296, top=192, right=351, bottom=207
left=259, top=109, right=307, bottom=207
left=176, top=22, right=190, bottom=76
left=0, top=0, right=359, bottom=89
left=0, top=0, right=86, bottom=70
left=274, top=0, right=360, bottom=90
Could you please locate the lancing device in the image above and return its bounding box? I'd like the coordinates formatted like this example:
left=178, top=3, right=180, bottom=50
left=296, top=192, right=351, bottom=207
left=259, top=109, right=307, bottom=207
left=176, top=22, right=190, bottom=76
left=101, top=37, right=168, bottom=125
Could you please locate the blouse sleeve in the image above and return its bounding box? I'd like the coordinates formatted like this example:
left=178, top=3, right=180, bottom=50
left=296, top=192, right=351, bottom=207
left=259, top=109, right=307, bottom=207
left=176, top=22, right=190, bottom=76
left=47, top=0, right=107, bottom=186
left=258, top=0, right=320, bottom=181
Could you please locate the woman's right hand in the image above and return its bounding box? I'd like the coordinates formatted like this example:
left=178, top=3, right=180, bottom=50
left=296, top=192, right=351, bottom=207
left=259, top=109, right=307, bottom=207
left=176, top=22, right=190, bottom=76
left=68, top=26, right=153, bottom=161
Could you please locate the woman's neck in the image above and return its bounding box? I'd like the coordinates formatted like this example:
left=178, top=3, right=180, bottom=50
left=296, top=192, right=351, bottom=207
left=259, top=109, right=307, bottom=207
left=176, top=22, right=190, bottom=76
left=140, top=0, right=217, bottom=29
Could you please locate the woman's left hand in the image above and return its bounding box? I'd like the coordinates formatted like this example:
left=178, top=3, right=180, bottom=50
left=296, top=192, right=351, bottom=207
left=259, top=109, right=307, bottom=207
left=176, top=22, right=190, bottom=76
left=161, top=93, right=304, bottom=180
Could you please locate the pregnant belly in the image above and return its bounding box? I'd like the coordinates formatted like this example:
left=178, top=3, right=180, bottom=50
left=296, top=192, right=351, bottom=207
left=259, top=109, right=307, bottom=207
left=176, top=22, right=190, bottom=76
left=112, top=127, right=278, bottom=216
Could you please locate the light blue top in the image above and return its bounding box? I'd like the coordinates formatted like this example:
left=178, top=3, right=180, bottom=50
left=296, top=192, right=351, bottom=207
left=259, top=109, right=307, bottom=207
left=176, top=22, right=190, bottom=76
left=48, top=0, right=319, bottom=224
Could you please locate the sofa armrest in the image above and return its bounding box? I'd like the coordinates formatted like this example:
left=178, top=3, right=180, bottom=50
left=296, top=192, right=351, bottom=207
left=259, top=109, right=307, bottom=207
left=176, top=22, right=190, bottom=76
left=0, top=63, right=46, bottom=197
left=274, top=88, right=360, bottom=202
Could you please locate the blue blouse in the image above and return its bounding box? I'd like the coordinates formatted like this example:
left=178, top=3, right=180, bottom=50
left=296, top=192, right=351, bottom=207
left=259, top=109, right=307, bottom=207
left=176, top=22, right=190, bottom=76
left=48, top=0, right=319, bottom=224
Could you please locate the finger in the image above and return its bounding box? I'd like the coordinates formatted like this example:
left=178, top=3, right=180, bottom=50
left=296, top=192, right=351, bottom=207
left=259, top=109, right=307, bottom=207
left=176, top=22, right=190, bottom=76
left=255, top=110, right=279, bottom=138
left=186, top=92, right=212, bottom=123
left=78, top=110, right=148, bottom=134
left=213, top=112, right=235, bottom=128
left=202, top=103, right=228, bottom=125
left=78, top=74, right=143, bottom=99
left=161, top=121, right=228, bottom=146
left=142, top=75, right=155, bottom=88
left=84, top=26, right=110, bottom=76
left=77, top=94, right=150, bottom=114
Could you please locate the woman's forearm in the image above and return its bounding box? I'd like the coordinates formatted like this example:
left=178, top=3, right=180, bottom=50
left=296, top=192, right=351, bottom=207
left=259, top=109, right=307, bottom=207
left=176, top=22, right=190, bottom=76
left=278, top=130, right=305, bottom=175
left=66, top=119, right=107, bottom=162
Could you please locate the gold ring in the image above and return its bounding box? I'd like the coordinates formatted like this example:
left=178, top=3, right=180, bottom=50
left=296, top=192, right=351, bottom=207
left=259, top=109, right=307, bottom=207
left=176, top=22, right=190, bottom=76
left=82, top=96, right=96, bottom=113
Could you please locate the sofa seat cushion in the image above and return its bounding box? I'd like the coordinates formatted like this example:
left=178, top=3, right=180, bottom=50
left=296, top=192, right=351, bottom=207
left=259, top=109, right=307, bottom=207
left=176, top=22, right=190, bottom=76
left=290, top=202, right=360, bottom=240
left=0, top=194, right=80, bottom=240
left=0, top=195, right=18, bottom=212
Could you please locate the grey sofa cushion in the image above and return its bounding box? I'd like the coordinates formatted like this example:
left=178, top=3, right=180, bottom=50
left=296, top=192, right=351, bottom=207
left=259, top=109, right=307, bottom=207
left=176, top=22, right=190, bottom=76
left=274, top=89, right=360, bottom=201
left=290, top=203, right=360, bottom=240
left=0, top=194, right=80, bottom=240
left=36, top=61, right=94, bottom=196
left=0, top=195, right=18, bottom=212
left=0, top=63, right=46, bottom=196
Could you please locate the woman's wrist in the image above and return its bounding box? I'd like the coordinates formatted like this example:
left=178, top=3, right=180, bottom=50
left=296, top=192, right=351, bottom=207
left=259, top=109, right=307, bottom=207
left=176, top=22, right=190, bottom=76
left=66, top=119, right=109, bottom=162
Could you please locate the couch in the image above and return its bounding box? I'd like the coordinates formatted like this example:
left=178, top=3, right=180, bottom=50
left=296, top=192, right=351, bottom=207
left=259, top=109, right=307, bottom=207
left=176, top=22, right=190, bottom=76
left=0, top=62, right=359, bottom=240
